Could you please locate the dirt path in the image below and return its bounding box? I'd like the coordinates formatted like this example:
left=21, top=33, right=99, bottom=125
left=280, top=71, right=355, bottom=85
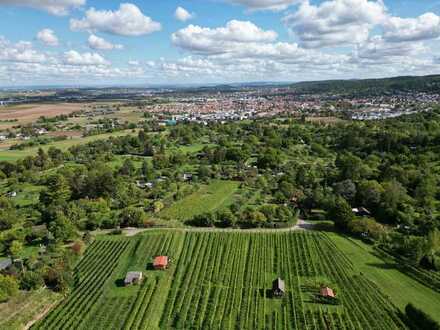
left=98, top=220, right=315, bottom=237
left=292, top=219, right=314, bottom=231
left=23, top=300, right=60, bottom=330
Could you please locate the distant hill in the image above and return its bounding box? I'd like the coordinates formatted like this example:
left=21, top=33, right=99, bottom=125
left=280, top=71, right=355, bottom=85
left=289, top=75, right=440, bottom=95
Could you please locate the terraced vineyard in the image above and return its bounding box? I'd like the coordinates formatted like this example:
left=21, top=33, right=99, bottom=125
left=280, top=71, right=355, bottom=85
left=33, top=231, right=408, bottom=329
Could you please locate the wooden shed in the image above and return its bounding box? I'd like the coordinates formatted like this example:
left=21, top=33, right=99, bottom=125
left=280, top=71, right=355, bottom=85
left=153, top=256, right=169, bottom=270
left=272, top=278, right=285, bottom=297
left=320, top=286, right=335, bottom=298
left=124, top=271, right=143, bottom=286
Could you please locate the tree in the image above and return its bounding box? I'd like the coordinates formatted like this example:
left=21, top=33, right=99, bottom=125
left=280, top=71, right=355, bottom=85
left=329, top=197, right=354, bottom=231
left=335, top=153, right=364, bottom=181
left=0, top=274, right=19, bottom=302
left=257, top=148, right=282, bottom=169
left=49, top=213, right=76, bottom=242
left=9, top=240, right=23, bottom=258
left=141, top=160, right=154, bottom=180
left=153, top=201, right=164, bottom=213
left=119, top=159, right=136, bottom=176
left=348, top=218, right=384, bottom=240
left=39, top=174, right=71, bottom=209
left=357, top=180, right=384, bottom=210
left=198, top=165, right=211, bottom=181
left=190, top=212, right=216, bottom=227
left=20, top=271, right=44, bottom=290
left=216, top=209, right=237, bottom=227
left=333, top=180, right=356, bottom=202
left=119, top=207, right=145, bottom=227
left=0, top=197, right=20, bottom=230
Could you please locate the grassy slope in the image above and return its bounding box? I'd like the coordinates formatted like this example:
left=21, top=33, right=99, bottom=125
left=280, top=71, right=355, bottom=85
left=159, top=180, right=239, bottom=221
left=0, top=129, right=139, bottom=162
left=328, top=232, right=440, bottom=323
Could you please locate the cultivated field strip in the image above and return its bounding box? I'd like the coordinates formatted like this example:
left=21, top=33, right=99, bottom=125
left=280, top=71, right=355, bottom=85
left=33, top=239, right=130, bottom=330
left=33, top=231, right=407, bottom=330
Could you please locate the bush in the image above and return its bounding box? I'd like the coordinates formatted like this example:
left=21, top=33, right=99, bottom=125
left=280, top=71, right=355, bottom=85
left=405, top=303, right=440, bottom=330
left=20, top=271, right=44, bottom=290
left=119, top=207, right=145, bottom=227
left=0, top=274, right=19, bottom=302
left=110, top=228, right=122, bottom=235
left=71, top=241, right=85, bottom=256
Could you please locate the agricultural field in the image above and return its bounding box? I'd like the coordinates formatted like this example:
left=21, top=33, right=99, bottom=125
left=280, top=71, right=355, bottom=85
left=0, top=129, right=139, bottom=161
left=158, top=180, right=240, bottom=221
left=32, top=231, right=421, bottom=330
left=0, top=103, right=85, bottom=125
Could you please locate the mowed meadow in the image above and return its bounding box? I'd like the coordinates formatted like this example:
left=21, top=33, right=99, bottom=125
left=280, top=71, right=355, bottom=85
left=31, top=230, right=438, bottom=330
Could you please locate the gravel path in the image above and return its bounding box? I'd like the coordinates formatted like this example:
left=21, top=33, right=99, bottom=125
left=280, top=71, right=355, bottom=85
left=104, top=219, right=315, bottom=237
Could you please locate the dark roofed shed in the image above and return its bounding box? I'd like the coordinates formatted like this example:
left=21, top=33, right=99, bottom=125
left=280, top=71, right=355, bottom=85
left=272, top=278, right=285, bottom=297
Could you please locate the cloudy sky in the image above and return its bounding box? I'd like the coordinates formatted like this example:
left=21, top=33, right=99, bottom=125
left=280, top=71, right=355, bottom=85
left=1, top=0, right=440, bottom=86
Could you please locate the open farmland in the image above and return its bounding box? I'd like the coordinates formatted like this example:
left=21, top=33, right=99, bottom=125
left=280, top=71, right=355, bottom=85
left=32, top=231, right=419, bottom=330
left=0, top=103, right=85, bottom=124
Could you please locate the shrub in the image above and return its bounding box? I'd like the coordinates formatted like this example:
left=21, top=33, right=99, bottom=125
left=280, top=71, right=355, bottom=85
left=20, top=271, right=44, bottom=290
left=0, top=274, right=19, bottom=302
left=71, top=241, right=85, bottom=256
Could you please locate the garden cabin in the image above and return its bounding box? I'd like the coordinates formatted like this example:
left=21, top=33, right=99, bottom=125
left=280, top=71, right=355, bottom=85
left=0, top=258, right=12, bottom=272
left=320, top=286, right=335, bottom=298
left=352, top=207, right=371, bottom=217
left=272, top=278, right=285, bottom=297
left=124, top=271, right=143, bottom=286
left=183, top=173, right=193, bottom=181
left=153, top=256, right=169, bottom=270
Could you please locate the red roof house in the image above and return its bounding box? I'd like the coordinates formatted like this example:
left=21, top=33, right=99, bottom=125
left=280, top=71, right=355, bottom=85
left=153, top=256, right=168, bottom=270
left=320, top=286, right=335, bottom=298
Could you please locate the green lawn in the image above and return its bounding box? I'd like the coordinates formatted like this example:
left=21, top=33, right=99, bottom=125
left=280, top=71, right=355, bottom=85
left=328, top=232, right=440, bottom=323
left=159, top=180, right=239, bottom=221
left=0, top=130, right=139, bottom=162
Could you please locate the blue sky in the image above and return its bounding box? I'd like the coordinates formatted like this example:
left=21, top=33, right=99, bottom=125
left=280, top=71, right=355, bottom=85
left=0, top=0, right=440, bottom=86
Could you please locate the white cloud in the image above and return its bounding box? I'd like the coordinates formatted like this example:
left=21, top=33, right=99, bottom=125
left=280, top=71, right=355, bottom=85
left=63, top=50, right=109, bottom=66
left=88, top=34, right=123, bottom=50
left=1, top=61, right=149, bottom=86
left=225, top=0, right=298, bottom=11
left=353, top=36, right=427, bottom=62
left=36, top=29, right=59, bottom=46
left=172, top=20, right=278, bottom=54
left=0, top=0, right=85, bottom=16
left=283, top=0, right=387, bottom=48
left=166, top=19, right=351, bottom=82
left=175, top=7, right=194, bottom=22
left=0, top=37, right=47, bottom=63
left=128, top=60, right=139, bottom=66
left=70, top=3, right=161, bottom=36
left=382, top=13, right=440, bottom=42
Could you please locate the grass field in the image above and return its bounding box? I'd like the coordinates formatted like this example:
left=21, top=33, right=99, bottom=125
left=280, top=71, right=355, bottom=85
left=328, top=232, right=440, bottom=323
left=159, top=180, right=240, bottom=221
left=0, top=288, right=61, bottom=330
left=0, top=130, right=139, bottom=162
left=33, top=231, right=412, bottom=330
